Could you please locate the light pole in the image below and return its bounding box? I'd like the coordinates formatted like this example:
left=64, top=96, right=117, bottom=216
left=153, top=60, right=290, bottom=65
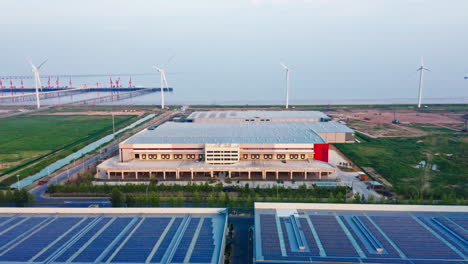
left=16, top=175, right=21, bottom=189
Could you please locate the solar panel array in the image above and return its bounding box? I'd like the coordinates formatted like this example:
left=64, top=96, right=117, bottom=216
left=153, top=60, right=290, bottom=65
left=0, top=214, right=223, bottom=264
left=256, top=210, right=468, bottom=264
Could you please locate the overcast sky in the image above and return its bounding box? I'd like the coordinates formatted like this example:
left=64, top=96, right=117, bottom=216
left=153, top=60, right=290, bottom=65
left=1, top=0, right=467, bottom=104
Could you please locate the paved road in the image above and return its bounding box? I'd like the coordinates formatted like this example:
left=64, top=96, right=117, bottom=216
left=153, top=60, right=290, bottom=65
left=338, top=170, right=381, bottom=200
left=229, top=216, right=254, bottom=264
left=29, top=112, right=178, bottom=207
left=29, top=146, right=115, bottom=205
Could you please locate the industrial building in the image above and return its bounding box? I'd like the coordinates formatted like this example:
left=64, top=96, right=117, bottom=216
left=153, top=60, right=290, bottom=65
left=96, top=111, right=354, bottom=182
left=254, top=203, right=468, bottom=264
left=0, top=207, right=227, bottom=264
left=187, top=110, right=331, bottom=123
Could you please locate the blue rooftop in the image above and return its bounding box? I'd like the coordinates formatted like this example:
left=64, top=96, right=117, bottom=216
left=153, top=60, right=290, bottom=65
left=0, top=208, right=227, bottom=264
left=255, top=203, right=468, bottom=264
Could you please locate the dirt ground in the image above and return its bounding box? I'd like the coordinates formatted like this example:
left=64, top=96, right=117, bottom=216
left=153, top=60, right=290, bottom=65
left=325, top=108, right=466, bottom=137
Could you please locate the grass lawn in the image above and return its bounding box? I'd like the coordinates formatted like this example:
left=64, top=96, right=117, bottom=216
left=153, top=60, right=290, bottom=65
left=408, top=123, right=456, bottom=133
left=335, top=133, right=467, bottom=199
left=0, top=114, right=137, bottom=182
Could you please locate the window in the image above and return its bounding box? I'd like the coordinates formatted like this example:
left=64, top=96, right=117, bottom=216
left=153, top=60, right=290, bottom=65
left=174, top=154, right=182, bottom=159
left=243, top=154, right=248, bottom=159
left=289, top=154, right=298, bottom=159
left=135, top=154, right=140, bottom=159
left=142, top=154, right=147, bottom=159
left=251, top=154, right=260, bottom=159
left=149, top=154, right=157, bottom=159
left=277, top=154, right=285, bottom=159
left=264, top=154, right=272, bottom=159
left=301, top=154, right=306, bottom=159
left=187, top=154, right=195, bottom=159
left=161, top=154, right=170, bottom=159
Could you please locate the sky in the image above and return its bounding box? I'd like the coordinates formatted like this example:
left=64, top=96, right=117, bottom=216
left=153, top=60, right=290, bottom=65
left=0, top=0, right=467, bottom=104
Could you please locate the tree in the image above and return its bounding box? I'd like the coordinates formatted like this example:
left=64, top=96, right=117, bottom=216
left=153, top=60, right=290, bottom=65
left=208, top=193, right=216, bottom=207
left=353, top=193, right=361, bottom=204
left=13, top=189, right=33, bottom=207
left=193, top=191, right=201, bottom=206
left=110, top=188, right=125, bottom=207
left=176, top=192, right=184, bottom=207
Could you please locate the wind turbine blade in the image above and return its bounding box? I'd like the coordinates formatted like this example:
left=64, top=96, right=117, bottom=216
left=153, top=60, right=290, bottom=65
left=37, top=59, right=48, bottom=70
left=28, top=60, right=37, bottom=71
left=162, top=55, right=175, bottom=69
left=280, top=62, right=288, bottom=69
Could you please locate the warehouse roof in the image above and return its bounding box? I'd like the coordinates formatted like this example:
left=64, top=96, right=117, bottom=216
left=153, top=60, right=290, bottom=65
left=306, top=121, right=354, bottom=133
left=254, top=203, right=468, bottom=264
left=187, top=110, right=330, bottom=120
left=124, top=122, right=328, bottom=145
left=0, top=208, right=227, bottom=264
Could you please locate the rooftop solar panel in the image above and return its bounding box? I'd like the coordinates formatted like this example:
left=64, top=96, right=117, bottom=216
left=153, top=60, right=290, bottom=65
left=255, top=203, right=468, bottom=264
left=0, top=209, right=226, bottom=264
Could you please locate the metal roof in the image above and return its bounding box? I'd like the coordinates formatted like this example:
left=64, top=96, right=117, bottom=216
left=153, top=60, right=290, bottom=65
left=0, top=208, right=227, bottom=264
left=187, top=110, right=329, bottom=120
left=125, top=122, right=328, bottom=145
left=306, top=121, right=354, bottom=133
left=254, top=203, right=468, bottom=264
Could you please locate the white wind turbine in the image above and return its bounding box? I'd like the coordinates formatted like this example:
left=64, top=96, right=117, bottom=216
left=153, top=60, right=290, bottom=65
left=417, top=57, right=430, bottom=108
left=280, top=62, right=290, bottom=109
left=154, top=56, right=174, bottom=109
left=30, top=60, right=47, bottom=109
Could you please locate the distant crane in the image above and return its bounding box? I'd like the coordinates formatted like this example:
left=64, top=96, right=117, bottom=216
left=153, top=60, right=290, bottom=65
left=154, top=56, right=174, bottom=109
left=417, top=57, right=430, bottom=108
left=30, top=60, right=47, bottom=109
left=280, top=62, right=291, bottom=109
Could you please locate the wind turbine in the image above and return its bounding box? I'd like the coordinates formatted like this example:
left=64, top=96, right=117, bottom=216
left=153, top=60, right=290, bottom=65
left=417, top=57, right=430, bottom=108
left=154, top=56, right=173, bottom=109
left=30, top=60, right=47, bottom=109
left=280, top=62, right=290, bottom=109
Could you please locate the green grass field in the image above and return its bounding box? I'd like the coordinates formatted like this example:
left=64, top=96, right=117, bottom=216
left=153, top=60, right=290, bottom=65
left=335, top=133, right=467, bottom=200
left=0, top=114, right=137, bottom=181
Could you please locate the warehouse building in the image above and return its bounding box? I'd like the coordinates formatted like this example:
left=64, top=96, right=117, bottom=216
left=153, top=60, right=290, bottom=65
left=254, top=202, right=468, bottom=264
left=187, top=110, right=331, bottom=123
left=0, top=207, right=227, bottom=264
left=97, top=121, right=347, bottom=181
left=96, top=111, right=354, bottom=182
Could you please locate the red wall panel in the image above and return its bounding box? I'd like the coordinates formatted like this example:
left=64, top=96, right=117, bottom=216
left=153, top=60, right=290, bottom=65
left=314, top=144, right=329, bottom=162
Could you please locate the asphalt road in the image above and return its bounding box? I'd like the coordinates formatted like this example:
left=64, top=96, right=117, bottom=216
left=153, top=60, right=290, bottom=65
left=229, top=216, right=254, bottom=264
left=29, top=145, right=115, bottom=205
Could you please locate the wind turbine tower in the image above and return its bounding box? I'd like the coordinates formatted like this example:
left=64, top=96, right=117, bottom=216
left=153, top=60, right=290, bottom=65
left=154, top=57, right=173, bottom=109
left=417, top=57, right=429, bottom=108
left=280, top=62, right=290, bottom=109
left=30, top=60, right=47, bottom=109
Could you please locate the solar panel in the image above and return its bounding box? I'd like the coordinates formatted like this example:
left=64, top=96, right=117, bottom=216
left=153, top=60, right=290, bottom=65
left=371, top=216, right=462, bottom=260
left=73, top=217, right=134, bottom=262
left=0, top=211, right=225, bottom=264
left=0, top=217, right=82, bottom=262
left=256, top=208, right=468, bottom=264
left=110, top=217, right=171, bottom=263
left=309, top=215, right=359, bottom=257
left=190, top=218, right=216, bottom=263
